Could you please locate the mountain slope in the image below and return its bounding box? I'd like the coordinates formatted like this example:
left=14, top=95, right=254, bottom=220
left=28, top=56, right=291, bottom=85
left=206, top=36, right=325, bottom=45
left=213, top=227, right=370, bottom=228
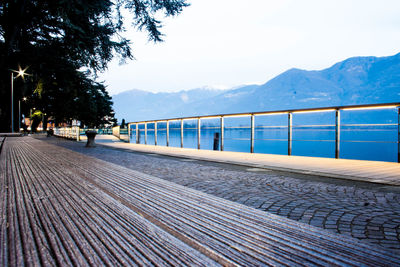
left=207, top=53, right=400, bottom=114
left=112, top=88, right=226, bottom=122
left=112, top=53, right=400, bottom=121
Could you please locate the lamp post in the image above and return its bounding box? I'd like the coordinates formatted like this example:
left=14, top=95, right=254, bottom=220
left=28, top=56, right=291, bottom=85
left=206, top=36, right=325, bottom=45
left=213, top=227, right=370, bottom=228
left=11, top=72, right=14, bottom=132
left=10, top=66, right=30, bottom=132
left=19, top=97, right=27, bottom=132
left=18, top=97, right=20, bottom=132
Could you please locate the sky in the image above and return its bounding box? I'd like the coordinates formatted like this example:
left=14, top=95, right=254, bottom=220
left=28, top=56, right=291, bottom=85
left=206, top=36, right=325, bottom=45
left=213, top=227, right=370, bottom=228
left=98, top=0, right=400, bottom=95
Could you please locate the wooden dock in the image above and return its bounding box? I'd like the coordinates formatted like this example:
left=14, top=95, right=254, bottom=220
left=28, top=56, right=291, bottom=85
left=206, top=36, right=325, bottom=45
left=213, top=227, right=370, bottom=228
left=1, top=136, right=400, bottom=266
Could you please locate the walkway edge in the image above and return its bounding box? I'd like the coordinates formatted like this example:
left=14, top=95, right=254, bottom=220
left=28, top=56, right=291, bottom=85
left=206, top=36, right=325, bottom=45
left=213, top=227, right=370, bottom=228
left=89, top=136, right=400, bottom=186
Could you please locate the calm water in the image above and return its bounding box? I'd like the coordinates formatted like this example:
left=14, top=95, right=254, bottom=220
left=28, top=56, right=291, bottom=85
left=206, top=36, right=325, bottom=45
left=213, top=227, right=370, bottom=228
left=129, top=109, right=399, bottom=162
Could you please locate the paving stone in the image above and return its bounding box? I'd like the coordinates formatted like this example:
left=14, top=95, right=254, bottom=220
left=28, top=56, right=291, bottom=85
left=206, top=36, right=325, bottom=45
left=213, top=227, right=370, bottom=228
left=325, top=225, right=338, bottom=229
left=353, top=233, right=367, bottom=238
left=42, top=136, right=400, bottom=252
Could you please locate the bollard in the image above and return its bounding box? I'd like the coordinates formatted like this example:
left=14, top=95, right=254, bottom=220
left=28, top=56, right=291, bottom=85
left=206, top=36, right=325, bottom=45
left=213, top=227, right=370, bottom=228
left=46, top=128, right=54, bottom=137
left=85, top=130, right=97, bottom=147
left=213, top=132, right=220, bottom=151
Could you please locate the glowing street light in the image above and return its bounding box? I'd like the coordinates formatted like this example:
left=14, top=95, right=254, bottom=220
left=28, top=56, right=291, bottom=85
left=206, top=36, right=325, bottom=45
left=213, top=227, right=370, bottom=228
left=11, top=66, right=31, bottom=132
left=19, top=97, right=28, bottom=132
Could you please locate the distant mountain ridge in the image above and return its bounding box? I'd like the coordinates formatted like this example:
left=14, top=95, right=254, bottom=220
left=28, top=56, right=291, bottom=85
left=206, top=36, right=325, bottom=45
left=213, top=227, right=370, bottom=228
left=112, top=53, right=400, bottom=122
left=112, top=87, right=226, bottom=122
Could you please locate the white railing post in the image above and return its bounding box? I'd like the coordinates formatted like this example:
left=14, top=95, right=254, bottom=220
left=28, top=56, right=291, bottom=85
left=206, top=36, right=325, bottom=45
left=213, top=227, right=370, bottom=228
left=180, top=119, right=184, bottom=148
left=197, top=118, right=201, bottom=149
left=136, top=123, right=139, bottom=144
left=288, top=112, right=292, bottom=156
left=128, top=123, right=131, bottom=143
left=144, top=122, right=147, bottom=145
left=220, top=117, right=224, bottom=151
left=76, top=127, right=80, bottom=141
left=166, top=121, right=170, bottom=147
left=250, top=115, right=255, bottom=153
left=155, top=122, right=158, bottom=146
left=335, top=109, right=341, bottom=159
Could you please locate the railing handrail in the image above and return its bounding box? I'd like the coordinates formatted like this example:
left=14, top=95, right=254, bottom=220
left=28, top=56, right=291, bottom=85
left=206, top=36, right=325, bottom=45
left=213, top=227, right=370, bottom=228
left=126, top=102, right=400, bottom=162
left=127, top=102, right=400, bottom=124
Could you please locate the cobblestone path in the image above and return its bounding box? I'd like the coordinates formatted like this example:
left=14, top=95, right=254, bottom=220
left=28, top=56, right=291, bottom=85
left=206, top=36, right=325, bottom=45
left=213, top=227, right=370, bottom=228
left=43, top=136, right=400, bottom=251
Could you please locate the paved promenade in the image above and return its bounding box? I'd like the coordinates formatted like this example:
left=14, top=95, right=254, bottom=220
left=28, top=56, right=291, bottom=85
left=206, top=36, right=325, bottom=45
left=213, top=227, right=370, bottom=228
left=6, top=136, right=400, bottom=265
left=45, top=135, right=400, bottom=251
left=87, top=135, right=400, bottom=186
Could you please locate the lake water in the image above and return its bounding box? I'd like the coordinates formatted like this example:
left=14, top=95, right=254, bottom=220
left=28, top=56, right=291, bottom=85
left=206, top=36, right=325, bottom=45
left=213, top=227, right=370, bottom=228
left=129, top=108, right=399, bottom=163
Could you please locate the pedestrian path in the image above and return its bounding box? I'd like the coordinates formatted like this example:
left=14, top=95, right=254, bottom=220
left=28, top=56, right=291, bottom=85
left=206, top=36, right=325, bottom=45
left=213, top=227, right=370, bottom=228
left=2, top=136, right=400, bottom=266
left=0, top=133, right=23, bottom=137
left=85, top=135, right=400, bottom=186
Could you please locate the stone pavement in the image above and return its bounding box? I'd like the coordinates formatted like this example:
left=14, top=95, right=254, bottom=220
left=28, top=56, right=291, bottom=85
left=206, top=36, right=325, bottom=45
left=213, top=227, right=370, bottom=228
left=80, top=135, right=400, bottom=186
left=41, top=135, right=400, bottom=251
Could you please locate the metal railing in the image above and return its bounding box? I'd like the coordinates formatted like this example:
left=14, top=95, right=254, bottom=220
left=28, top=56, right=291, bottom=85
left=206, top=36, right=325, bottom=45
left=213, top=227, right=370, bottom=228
left=112, top=126, right=120, bottom=138
left=54, top=127, right=114, bottom=140
left=127, top=103, right=400, bottom=162
left=112, top=126, right=129, bottom=141
left=79, top=128, right=113, bottom=135
left=54, top=126, right=81, bottom=141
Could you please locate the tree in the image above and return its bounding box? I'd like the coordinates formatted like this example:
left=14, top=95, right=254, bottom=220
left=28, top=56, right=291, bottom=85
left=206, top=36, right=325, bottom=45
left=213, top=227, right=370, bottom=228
left=0, top=0, right=189, bottom=131
left=30, top=110, right=43, bottom=133
left=121, top=118, right=126, bottom=128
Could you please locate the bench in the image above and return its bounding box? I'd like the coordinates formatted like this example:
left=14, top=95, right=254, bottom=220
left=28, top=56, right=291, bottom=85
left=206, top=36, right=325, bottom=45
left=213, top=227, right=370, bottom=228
left=1, top=136, right=399, bottom=266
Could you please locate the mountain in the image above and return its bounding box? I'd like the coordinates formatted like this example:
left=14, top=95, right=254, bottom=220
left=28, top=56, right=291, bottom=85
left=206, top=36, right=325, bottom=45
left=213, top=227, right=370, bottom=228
left=112, top=87, right=226, bottom=122
left=112, top=53, right=400, bottom=122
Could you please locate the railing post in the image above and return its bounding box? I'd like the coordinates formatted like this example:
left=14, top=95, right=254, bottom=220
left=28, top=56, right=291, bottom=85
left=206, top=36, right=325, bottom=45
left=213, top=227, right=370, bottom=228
left=144, top=122, right=147, bottom=145
left=335, top=109, right=341, bottom=159
left=197, top=118, right=201, bottom=149
left=180, top=119, right=184, bottom=148
left=397, top=107, right=400, bottom=163
left=220, top=116, right=224, bottom=151
left=154, top=122, right=158, bottom=146
left=250, top=115, right=255, bottom=153
left=136, top=123, right=139, bottom=144
left=288, top=112, right=292, bottom=156
left=128, top=123, right=131, bottom=143
left=166, top=121, right=170, bottom=147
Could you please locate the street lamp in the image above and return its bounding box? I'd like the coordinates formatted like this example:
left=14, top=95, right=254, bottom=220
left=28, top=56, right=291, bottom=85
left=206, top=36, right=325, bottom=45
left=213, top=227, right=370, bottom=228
left=11, top=66, right=31, bottom=132
left=19, top=97, right=28, bottom=132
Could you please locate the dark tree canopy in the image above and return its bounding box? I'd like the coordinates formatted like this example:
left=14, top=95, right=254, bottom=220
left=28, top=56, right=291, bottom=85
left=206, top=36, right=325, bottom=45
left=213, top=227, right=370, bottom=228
left=0, top=0, right=188, bottom=132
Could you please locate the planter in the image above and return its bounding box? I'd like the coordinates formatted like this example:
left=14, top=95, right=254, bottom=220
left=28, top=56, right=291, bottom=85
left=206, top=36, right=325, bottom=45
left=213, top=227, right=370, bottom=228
left=85, top=130, right=97, bottom=147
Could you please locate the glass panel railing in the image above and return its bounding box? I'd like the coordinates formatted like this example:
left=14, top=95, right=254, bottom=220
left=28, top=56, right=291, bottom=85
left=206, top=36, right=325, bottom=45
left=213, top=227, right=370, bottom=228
left=156, top=122, right=167, bottom=146
left=168, top=120, right=181, bottom=148
left=224, top=116, right=251, bottom=153
left=200, top=118, right=220, bottom=150
left=115, top=103, right=400, bottom=162
left=183, top=119, right=198, bottom=149
left=129, top=123, right=136, bottom=143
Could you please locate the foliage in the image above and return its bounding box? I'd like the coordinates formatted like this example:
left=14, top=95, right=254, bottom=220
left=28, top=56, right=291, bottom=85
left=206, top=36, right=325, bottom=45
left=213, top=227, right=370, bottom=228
left=30, top=110, right=43, bottom=133
left=0, top=0, right=188, bottom=131
left=120, top=118, right=126, bottom=128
